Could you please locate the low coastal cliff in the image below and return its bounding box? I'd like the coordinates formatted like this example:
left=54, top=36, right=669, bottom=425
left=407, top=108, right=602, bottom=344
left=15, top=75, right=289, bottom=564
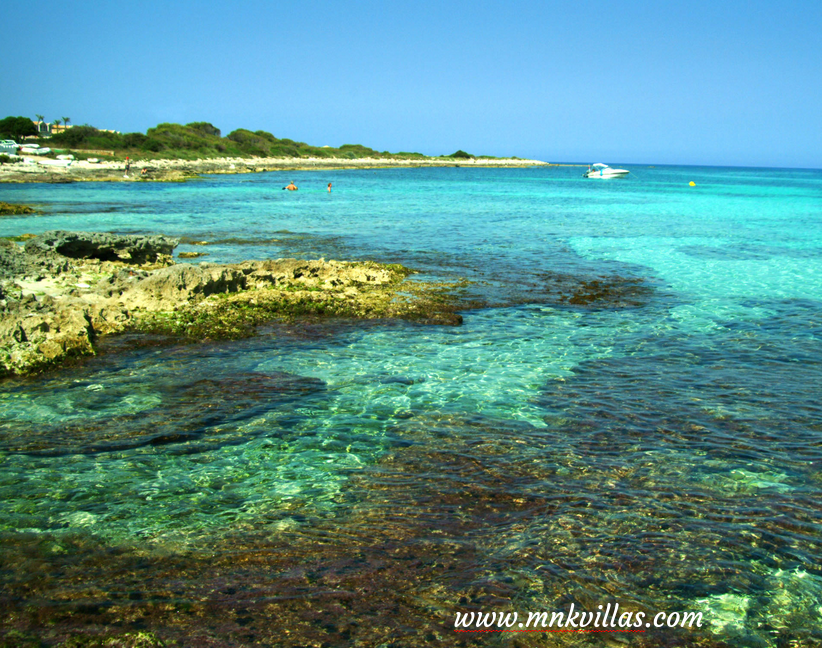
left=0, top=232, right=465, bottom=376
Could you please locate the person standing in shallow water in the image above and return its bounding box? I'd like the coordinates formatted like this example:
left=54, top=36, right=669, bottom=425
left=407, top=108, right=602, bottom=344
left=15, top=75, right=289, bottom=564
left=327, top=182, right=332, bottom=192
left=284, top=181, right=298, bottom=191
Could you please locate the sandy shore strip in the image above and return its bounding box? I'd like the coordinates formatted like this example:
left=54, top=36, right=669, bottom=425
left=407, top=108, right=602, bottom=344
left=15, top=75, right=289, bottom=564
left=0, top=155, right=551, bottom=183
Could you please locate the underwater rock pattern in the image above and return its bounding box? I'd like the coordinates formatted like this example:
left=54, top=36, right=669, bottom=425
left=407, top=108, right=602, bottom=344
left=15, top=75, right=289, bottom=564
left=0, top=370, right=326, bottom=456
left=2, top=303, right=820, bottom=647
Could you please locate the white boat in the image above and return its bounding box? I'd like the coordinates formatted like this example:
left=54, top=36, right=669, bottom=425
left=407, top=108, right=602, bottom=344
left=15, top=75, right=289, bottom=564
left=20, top=146, right=52, bottom=155
left=36, top=158, right=73, bottom=167
left=584, top=163, right=629, bottom=178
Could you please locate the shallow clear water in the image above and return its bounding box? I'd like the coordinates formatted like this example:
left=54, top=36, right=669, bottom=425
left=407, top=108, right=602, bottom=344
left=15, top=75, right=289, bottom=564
left=1, top=165, right=821, bottom=646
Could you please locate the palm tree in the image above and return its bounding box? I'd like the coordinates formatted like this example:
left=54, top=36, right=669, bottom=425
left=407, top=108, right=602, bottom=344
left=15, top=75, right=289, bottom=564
left=52, top=119, right=60, bottom=134
left=35, top=114, right=45, bottom=134
left=62, top=117, right=71, bottom=129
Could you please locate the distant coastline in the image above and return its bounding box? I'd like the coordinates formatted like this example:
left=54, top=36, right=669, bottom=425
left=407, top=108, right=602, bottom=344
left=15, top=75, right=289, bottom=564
left=0, top=155, right=551, bottom=183
left=0, top=118, right=553, bottom=183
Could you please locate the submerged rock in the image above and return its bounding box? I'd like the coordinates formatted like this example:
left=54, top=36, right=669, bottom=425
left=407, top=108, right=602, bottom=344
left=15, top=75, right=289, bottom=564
left=1, top=371, right=327, bottom=456
left=560, top=276, right=654, bottom=308
left=533, top=270, right=657, bottom=310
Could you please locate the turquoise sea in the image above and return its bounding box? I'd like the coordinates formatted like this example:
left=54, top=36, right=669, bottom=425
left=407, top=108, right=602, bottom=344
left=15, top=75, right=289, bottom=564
left=1, top=165, right=821, bottom=647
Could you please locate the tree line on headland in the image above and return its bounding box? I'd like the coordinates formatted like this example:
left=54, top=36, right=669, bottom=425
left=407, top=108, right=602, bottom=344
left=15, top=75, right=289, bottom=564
left=0, top=116, right=481, bottom=161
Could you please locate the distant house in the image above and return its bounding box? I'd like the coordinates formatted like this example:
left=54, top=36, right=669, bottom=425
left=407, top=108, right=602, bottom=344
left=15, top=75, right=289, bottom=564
left=30, top=121, right=119, bottom=137
left=32, top=121, right=73, bottom=137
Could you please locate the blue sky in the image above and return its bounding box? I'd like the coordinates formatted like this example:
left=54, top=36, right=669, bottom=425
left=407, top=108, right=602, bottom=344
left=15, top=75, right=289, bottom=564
left=2, top=0, right=820, bottom=168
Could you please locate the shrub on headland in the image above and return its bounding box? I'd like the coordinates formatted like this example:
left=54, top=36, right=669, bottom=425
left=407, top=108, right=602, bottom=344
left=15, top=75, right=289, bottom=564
left=49, top=125, right=122, bottom=149
left=227, top=129, right=277, bottom=157
left=0, top=116, right=37, bottom=140
left=145, top=123, right=223, bottom=153
left=1, top=115, right=495, bottom=161
left=123, top=132, right=148, bottom=148
left=338, top=143, right=382, bottom=159
left=186, top=122, right=222, bottom=137
left=141, top=138, right=164, bottom=152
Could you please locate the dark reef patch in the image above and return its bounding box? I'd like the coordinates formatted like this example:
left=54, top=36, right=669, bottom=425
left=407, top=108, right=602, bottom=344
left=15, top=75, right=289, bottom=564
left=0, top=370, right=326, bottom=456
left=509, top=270, right=661, bottom=310
left=3, top=407, right=818, bottom=646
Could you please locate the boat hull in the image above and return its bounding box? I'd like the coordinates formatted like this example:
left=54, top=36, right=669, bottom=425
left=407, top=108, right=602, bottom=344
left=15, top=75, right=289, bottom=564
left=35, top=158, right=73, bottom=167
left=584, top=163, right=630, bottom=179
left=584, top=170, right=629, bottom=178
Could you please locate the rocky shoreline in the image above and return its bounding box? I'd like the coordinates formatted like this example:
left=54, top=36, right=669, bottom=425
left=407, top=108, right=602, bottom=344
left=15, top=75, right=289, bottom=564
left=0, top=155, right=550, bottom=183
left=0, top=232, right=466, bottom=377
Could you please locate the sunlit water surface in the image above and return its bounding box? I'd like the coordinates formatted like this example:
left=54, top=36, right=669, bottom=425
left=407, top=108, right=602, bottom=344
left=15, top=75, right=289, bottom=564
left=1, top=165, right=821, bottom=647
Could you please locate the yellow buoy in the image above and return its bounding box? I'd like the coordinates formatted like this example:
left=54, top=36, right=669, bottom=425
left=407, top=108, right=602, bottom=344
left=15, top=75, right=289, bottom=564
left=689, top=181, right=696, bottom=187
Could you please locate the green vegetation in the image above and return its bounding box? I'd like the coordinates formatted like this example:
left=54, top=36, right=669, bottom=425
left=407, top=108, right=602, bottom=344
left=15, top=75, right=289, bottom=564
left=40, top=121, right=402, bottom=160
left=1, top=115, right=506, bottom=161
left=0, top=116, right=37, bottom=140
left=48, top=125, right=125, bottom=150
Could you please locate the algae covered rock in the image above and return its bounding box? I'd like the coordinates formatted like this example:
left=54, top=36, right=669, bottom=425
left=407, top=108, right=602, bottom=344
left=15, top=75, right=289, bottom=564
left=131, top=258, right=463, bottom=340
left=0, top=201, right=37, bottom=216
left=1, top=233, right=467, bottom=376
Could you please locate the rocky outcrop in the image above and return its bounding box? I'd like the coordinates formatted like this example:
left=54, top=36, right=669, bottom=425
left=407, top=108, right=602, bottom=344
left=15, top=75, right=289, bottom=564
left=1, top=234, right=464, bottom=376
left=0, top=201, right=36, bottom=215
left=91, top=258, right=404, bottom=312
left=0, top=237, right=71, bottom=281
left=0, top=296, right=101, bottom=371
left=24, top=231, right=178, bottom=265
